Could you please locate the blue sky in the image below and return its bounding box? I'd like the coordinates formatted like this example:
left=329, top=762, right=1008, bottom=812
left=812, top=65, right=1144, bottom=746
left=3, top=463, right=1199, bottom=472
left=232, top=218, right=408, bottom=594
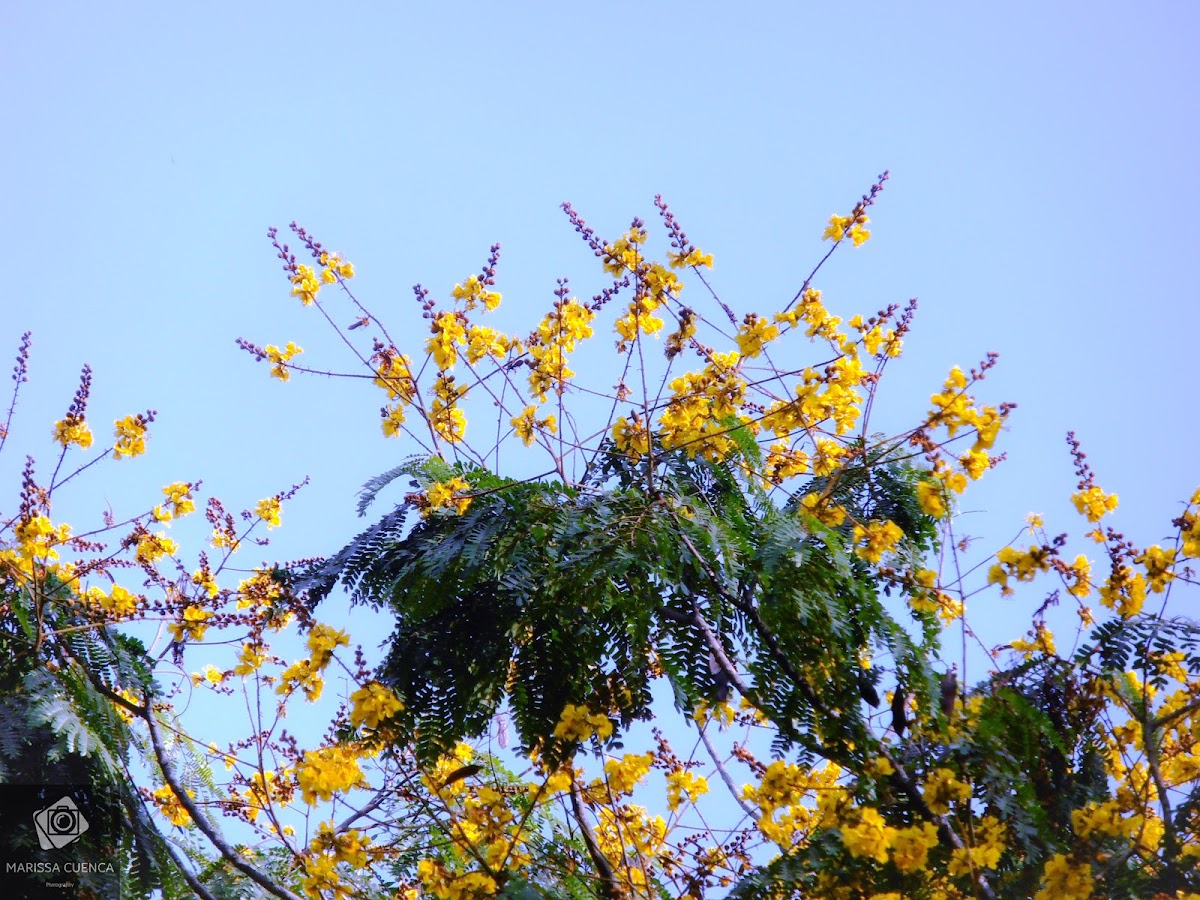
left=3, top=0, right=1197, bottom=773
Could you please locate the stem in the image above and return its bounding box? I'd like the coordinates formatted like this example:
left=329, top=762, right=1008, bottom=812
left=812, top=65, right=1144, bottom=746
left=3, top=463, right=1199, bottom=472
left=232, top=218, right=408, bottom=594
left=143, top=703, right=304, bottom=900
left=569, top=781, right=620, bottom=900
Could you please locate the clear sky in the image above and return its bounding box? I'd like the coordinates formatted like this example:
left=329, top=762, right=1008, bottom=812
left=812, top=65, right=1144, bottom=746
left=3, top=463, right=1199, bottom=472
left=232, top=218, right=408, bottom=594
left=3, top=1, right=1197, bottom=754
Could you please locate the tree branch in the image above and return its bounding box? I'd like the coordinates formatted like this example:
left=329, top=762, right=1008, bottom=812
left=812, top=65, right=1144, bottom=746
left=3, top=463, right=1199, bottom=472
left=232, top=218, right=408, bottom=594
left=569, top=781, right=620, bottom=900
left=143, top=702, right=304, bottom=900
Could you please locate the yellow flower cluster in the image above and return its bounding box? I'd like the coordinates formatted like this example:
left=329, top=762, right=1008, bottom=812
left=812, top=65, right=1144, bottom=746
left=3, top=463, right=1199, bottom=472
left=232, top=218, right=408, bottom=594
left=153, top=482, right=195, bottom=522
left=741, top=760, right=845, bottom=849
left=853, top=519, right=904, bottom=564
left=667, top=246, right=714, bottom=270
left=1032, top=853, right=1093, bottom=900
left=255, top=496, right=283, bottom=528
left=12, top=515, right=70, bottom=563
left=82, top=583, right=139, bottom=619
left=927, top=367, right=1003, bottom=452
left=169, top=604, right=213, bottom=642
left=421, top=476, right=473, bottom=518
left=600, top=752, right=654, bottom=796
left=734, top=313, right=780, bottom=359
left=300, top=821, right=376, bottom=899
left=1011, top=623, right=1057, bottom=658
left=653, top=350, right=749, bottom=461
left=553, top=703, right=614, bottom=743
left=665, top=769, right=709, bottom=811
left=947, top=816, right=1006, bottom=875
left=510, top=405, right=557, bottom=447
left=987, top=544, right=1053, bottom=596
left=113, top=414, right=148, bottom=458
left=277, top=623, right=349, bottom=702
left=349, top=681, right=403, bottom=730
left=529, top=298, right=593, bottom=400
left=922, top=768, right=971, bottom=815
left=822, top=213, right=871, bottom=246
left=264, top=341, right=302, bottom=381
left=452, top=273, right=502, bottom=311
left=1071, top=485, right=1118, bottom=523
left=52, top=414, right=93, bottom=449
left=1181, top=487, right=1200, bottom=557
left=416, top=861, right=497, bottom=900
left=296, top=744, right=368, bottom=805
left=428, top=311, right=468, bottom=371
left=1137, top=544, right=1176, bottom=593
left=151, top=785, right=194, bottom=827
left=291, top=254, right=354, bottom=306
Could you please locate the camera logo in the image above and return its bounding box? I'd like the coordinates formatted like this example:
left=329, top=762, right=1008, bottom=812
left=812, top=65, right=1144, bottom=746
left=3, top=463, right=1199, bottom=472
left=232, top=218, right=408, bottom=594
left=33, top=796, right=89, bottom=850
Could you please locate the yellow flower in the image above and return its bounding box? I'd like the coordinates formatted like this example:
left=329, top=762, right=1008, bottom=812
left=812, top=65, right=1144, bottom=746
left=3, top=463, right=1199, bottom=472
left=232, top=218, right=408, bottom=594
left=735, top=313, right=780, bottom=359
left=1011, top=623, right=1057, bottom=658
left=296, top=746, right=368, bottom=805
left=841, top=807, right=892, bottom=863
left=853, top=519, right=904, bottom=564
left=169, top=605, right=213, bottom=642
left=822, top=214, right=852, bottom=242
left=923, top=768, right=970, bottom=815
left=423, top=476, right=472, bottom=517
left=151, top=785, right=194, bottom=827
left=381, top=402, right=406, bottom=438
left=891, top=821, right=939, bottom=872
left=306, top=623, right=350, bottom=667
left=466, top=325, right=510, bottom=364
left=602, top=752, right=653, bottom=795
left=264, top=341, right=302, bottom=381
left=612, top=415, right=651, bottom=460
left=426, top=311, right=468, bottom=370
left=1065, top=554, right=1092, bottom=598
left=349, top=682, right=404, bottom=730
left=431, top=398, right=467, bottom=443
left=452, top=273, right=501, bottom=311
left=255, top=497, right=282, bottom=528
left=1071, top=485, right=1118, bottom=523
left=158, top=482, right=196, bottom=519
left=290, top=264, right=321, bottom=305
left=666, top=769, right=709, bottom=811
left=553, top=703, right=613, bottom=743
left=135, top=531, right=178, bottom=565
left=667, top=246, right=714, bottom=269
left=1137, top=544, right=1176, bottom=592
left=1033, top=853, right=1093, bottom=900
left=113, top=415, right=148, bottom=458
left=233, top=642, right=267, bottom=676
left=52, top=415, right=94, bottom=449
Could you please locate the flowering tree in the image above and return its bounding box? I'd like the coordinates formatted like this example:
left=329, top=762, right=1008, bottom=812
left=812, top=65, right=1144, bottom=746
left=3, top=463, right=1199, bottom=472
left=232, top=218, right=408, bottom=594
left=2, top=175, right=1199, bottom=900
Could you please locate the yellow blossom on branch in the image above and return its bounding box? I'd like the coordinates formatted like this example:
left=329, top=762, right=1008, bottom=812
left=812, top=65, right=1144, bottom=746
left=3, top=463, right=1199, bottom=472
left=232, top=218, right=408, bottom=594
left=553, top=703, right=613, bottom=743
left=264, top=341, right=302, bottom=381
left=169, top=605, right=212, bottom=642
left=666, top=769, right=709, bottom=811
left=853, top=519, right=904, bottom=564
left=255, top=496, right=282, bottom=528
left=1071, top=485, right=1118, bottom=523
left=290, top=264, right=321, bottom=305
left=841, top=807, right=892, bottom=863
left=922, top=767, right=970, bottom=815
left=296, top=745, right=368, bottom=805
left=134, top=530, right=178, bottom=566
left=52, top=414, right=93, bottom=449
left=113, top=415, right=148, bottom=458
left=151, top=785, right=194, bottom=827
left=349, top=681, right=404, bottom=730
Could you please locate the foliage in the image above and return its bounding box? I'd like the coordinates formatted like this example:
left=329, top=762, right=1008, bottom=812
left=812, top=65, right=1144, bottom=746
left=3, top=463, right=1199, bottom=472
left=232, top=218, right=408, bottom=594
left=1, top=180, right=1199, bottom=900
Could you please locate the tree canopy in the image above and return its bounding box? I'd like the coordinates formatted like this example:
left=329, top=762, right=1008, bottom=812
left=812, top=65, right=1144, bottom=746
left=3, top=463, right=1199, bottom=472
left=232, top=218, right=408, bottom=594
left=2, top=178, right=1199, bottom=900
